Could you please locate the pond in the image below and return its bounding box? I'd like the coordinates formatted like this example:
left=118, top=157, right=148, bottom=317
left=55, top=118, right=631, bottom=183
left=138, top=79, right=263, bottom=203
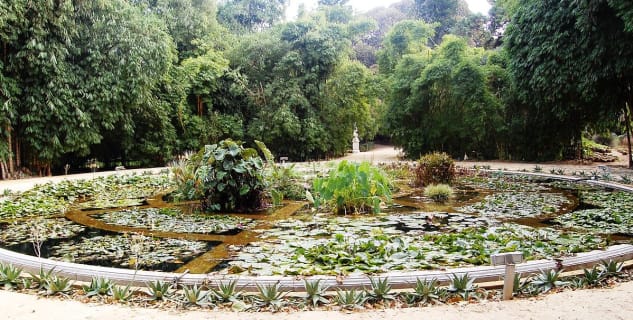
left=0, top=171, right=630, bottom=276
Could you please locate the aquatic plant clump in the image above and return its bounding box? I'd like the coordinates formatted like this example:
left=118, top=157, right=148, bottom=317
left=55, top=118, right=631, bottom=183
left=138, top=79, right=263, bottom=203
left=0, top=218, right=86, bottom=246
left=0, top=174, right=172, bottom=220
left=415, top=152, right=455, bottom=187
left=48, top=234, right=211, bottom=270
left=224, top=215, right=604, bottom=276
left=97, top=208, right=255, bottom=234
left=311, top=161, right=392, bottom=214
left=171, top=140, right=267, bottom=212
left=424, top=184, right=454, bottom=202
left=458, top=191, right=572, bottom=219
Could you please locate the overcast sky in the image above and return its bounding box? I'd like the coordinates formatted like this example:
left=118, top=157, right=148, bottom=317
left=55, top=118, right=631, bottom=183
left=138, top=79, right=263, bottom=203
left=287, top=0, right=492, bottom=19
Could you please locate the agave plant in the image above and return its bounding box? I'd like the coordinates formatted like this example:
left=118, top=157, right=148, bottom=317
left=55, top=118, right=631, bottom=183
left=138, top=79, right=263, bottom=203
left=513, top=273, right=531, bottom=294
left=335, top=289, right=366, bottom=310
left=146, top=280, right=172, bottom=300
left=0, top=263, right=23, bottom=290
left=180, top=284, right=210, bottom=307
left=530, top=269, right=568, bottom=293
left=448, top=273, right=477, bottom=300
left=448, top=273, right=476, bottom=293
left=111, top=284, right=134, bottom=302
left=42, top=275, right=73, bottom=296
left=210, top=280, right=243, bottom=303
left=28, top=267, right=56, bottom=289
left=82, top=277, right=114, bottom=297
left=582, top=267, right=605, bottom=287
left=600, top=259, right=624, bottom=277
left=304, top=279, right=330, bottom=308
left=412, top=278, right=440, bottom=305
left=253, top=282, right=287, bottom=312
left=366, top=277, right=395, bottom=303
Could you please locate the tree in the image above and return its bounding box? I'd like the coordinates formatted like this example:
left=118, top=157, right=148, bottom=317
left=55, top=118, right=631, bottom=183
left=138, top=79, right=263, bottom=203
left=505, top=0, right=633, bottom=162
left=131, top=0, right=224, bottom=59
left=321, top=60, right=383, bottom=155
left=0, top=0, right=175, bottom=175
left=377, top=20, right=436, bottom=74
left=385, top=36, right=504, bottom=159
left=217, top=0, right=287, bottom=33
left=414, top=0, right=469, bottom=43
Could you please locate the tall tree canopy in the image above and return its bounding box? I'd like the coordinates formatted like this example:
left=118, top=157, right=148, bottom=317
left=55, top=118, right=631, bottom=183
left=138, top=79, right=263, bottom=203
left=0, top=0, right=175, bottom=175
left=385, top=36, right=504, bottom=159
left=217, top=0, right=287, bottom=33
left=505, top=0, right=633, bottom=161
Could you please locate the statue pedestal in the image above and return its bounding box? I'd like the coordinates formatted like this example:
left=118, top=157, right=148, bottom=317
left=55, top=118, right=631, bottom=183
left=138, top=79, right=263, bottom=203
left=352, top=127, right=360, bottom=153
left=352, top=139, right=360, bottom=153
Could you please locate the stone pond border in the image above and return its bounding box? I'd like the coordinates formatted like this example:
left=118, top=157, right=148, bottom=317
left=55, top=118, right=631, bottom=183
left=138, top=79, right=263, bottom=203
left=1, top=170, right=633, bottom=292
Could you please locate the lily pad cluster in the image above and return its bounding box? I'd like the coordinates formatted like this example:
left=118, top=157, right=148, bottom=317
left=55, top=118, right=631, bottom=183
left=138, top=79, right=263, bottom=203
left=458, top=191, right=572, bottom=219
left=0, top=218, right=86, bottom=246
left=460, top=174, right=551, bottom=192
left=223, top=214, right=604, bottom=276
left=48, top=234, right=210, bottom=270
left=554, top=191, right=633, bottom=235
left=0, top=174, right=172, bottom=220
left=96, top=208, right=255, bottom=234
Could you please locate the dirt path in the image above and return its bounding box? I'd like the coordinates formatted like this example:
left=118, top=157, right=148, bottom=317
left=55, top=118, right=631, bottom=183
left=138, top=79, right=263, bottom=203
left=1, top=145, right=633, bottom=319
left=2, top=281, right=633, bottom=320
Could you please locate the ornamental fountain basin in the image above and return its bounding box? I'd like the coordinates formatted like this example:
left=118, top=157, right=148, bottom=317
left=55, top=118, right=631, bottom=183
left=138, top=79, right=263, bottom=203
left=0, top=172, right=632, bottom=281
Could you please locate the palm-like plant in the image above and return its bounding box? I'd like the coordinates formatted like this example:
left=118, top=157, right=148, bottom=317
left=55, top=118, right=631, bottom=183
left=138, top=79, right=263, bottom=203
left=28, top=267, right=56, bottom=289
left=413, top=278, right=440, bottom=304
left=582, top=267, right=605, bottom=287
left=0, top=263, right=23, bottom=290
left=448, top=273, right=477, bottom=300
left=42, top=276, right=73, bottom=296
left=600, top=259, right=624, bottom=277
left=111, top=284, right=134, bottom=302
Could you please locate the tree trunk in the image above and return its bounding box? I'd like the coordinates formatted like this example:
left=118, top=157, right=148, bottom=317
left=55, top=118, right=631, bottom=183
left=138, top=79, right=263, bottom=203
left=624, top=102, right=633, bottom=169
left=15, top=136, right=20, bottom=169
left=197, top=96, right=203, bottom=116
left=625, top=103, right=633, bottom=168
left=7, top=125, right=13, bottom=176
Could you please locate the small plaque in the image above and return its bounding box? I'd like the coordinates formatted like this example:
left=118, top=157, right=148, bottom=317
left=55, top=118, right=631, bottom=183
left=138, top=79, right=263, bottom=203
left=490, top=252, right=524, bottom=266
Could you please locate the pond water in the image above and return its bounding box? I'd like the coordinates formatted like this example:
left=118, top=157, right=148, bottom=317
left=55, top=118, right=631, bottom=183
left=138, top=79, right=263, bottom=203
left=0, top=173, right=631, bottom=275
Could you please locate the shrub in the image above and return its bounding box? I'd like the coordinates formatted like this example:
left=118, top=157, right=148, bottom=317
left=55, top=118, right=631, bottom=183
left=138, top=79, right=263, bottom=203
left=312, top=161, right=392, bottom=214
left=415, top=152, right=455, bottom=187
left=255, top=141, right=305, bottom=201
left=424, top=184, right=453, bottom=202
left=171, top=139, right=267, bottom=212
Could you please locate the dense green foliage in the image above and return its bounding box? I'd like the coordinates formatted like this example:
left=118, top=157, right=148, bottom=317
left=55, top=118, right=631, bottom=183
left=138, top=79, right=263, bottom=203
left=505, top=0, right=633, bottom=161
left=172, top=140, right=266, bottom=212
left=1, top=0, right=633, bottom=177
left=311, top=161, right=392, bottom=214
left=415, top=152, right=456, bottom=186
left=384, top=36, right=505, bottom=159
left=424, top=183, right=454, bottom=202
